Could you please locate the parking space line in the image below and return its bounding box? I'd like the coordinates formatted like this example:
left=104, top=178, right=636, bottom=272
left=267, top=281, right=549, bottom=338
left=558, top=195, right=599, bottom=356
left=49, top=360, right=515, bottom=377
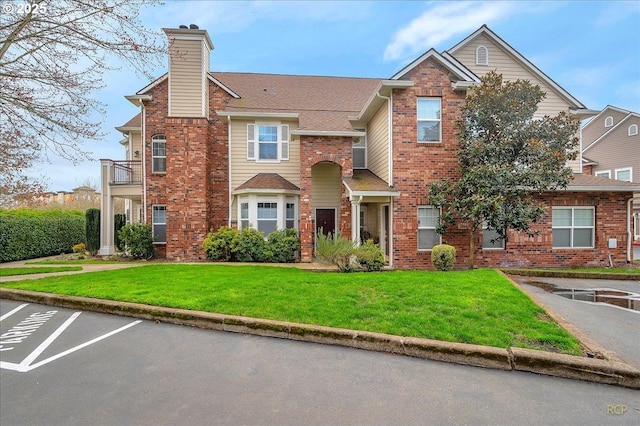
left=19, top=311, right=81, bottom=368
left=0, top=303, right=28, bottom=321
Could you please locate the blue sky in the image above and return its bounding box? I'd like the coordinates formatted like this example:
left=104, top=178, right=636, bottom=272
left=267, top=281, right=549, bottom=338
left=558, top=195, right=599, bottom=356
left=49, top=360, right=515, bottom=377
left=33, top=0, right=640, bottom=192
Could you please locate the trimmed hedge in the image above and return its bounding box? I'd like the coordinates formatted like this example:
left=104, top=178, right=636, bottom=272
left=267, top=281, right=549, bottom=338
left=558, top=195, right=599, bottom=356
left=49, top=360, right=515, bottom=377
left=0, top=209, right=85, bottom=262
left=85, top=208, right=100, bottom=256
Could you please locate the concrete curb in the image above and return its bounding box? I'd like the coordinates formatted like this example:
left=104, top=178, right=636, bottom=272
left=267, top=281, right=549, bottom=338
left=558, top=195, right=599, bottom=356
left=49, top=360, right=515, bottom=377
left=503, top=268, right=640, bottom=280
left=1, top=288, right=638, bottom=389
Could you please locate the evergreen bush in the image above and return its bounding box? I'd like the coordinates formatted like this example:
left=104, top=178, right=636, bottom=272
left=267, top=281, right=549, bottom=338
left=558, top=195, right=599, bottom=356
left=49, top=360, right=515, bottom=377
left=118, top=223, right=155, bottom=259
left=85, top=208, right=100, bottom=255
left=267, top=228, right=300, bottom=263
left=202, top=226, right=239, bottom=261
left=431, top=244, right=457, bottom=271
left=234, top=228, right=269, bottom=262
left=114, top=213, right=126, bottom=251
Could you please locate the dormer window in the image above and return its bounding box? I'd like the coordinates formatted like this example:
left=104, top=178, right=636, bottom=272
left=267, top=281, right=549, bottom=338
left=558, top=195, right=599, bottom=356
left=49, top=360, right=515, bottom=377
left=604, top=116, right=613, bottom=127
left=629, top=124, right=638, bottom=136
left=476, top=45, right=489, bottom=65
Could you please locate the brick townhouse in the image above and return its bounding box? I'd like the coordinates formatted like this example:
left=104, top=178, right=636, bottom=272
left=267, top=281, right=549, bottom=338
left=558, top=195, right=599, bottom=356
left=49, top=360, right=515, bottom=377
left=99, top=24, right=639, bottom=268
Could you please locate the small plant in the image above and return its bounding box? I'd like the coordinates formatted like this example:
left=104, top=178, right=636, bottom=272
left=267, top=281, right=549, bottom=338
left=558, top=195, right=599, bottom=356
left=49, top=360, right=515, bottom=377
left=72, top=243, right=86, bottom=254
left=234, top=228, right=269, bottom=262
left=355, top=239, right=385, bottom=271
left=431, top=244, right=456, bottom=271
left=203, top=226, right=239, bottom=261
left=267, top=228, right=301, bottom=263
left=315, top=230, right=357, bottom=272
left=118, top=223, right=155, bottom=259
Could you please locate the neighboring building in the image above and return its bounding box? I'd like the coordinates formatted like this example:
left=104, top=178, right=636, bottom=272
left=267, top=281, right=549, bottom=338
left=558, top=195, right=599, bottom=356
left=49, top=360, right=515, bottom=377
left=581, top=106, right=640, bottom=241
left=15, top=186, right=101, bottom=210
left=100, top=25, right=640, bottom=268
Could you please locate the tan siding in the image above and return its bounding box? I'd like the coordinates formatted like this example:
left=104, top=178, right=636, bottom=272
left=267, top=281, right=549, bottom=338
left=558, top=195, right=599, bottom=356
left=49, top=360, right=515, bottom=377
left=451, top=34, right=581, bottom=171
left=229, top=119, right=301, bottom=192
left=583, top=109, right=629, bottom=148
left=586, top=117, right=640, bottom=183
left=131, top=132, right=142, bottom=158
left=311, top=162, right=341, bottom=210
left=367, top=100, right=390, bottom=182
left=169, top=39, right=204, bottom=117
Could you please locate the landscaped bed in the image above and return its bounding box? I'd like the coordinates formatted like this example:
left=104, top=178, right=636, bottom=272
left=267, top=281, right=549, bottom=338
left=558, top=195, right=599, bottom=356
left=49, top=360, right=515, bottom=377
left=0, top=264, right=582, bottom=355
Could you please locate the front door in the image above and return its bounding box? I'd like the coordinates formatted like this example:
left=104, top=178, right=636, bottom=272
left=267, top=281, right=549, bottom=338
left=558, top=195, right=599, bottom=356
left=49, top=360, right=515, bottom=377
left=316, top=208, right=336, bottom=236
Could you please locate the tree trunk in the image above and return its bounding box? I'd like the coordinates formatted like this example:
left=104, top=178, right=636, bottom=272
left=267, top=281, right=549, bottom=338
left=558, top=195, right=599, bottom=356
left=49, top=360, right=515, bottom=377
left=468, top=227, right=475, bottom=270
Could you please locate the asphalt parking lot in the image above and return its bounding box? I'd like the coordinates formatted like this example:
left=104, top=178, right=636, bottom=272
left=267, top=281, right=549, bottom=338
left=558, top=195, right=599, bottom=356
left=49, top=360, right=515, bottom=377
left=2, top=299, right=640, bottom=425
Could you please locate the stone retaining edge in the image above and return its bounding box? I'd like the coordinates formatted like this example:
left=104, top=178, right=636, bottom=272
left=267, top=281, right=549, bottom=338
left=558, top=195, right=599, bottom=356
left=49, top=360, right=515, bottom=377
left=1, top=288, right=638, bottom=389
left=503, top=269, right=639, bottom=280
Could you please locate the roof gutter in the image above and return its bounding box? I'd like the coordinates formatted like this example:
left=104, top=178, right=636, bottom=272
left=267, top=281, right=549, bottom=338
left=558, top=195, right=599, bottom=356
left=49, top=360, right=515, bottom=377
left=125, top=94, right=152, bottom=107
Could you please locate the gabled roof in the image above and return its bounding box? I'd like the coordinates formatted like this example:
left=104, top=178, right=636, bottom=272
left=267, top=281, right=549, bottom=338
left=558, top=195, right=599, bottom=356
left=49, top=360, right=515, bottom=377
left=115, top=113, right=141, bottom=132
left=447, top=25, right=587, bottom=110
left=583, top=112, right=640, bottom=152
left=581, top=105, right=633, bottom=132
left=213, top=72, right=382, bottom=133
left=565, top=173, right=640, bottom=192
left=234, top=173, right=300, bottom=194
left=390, top=48, right=480, bottom=83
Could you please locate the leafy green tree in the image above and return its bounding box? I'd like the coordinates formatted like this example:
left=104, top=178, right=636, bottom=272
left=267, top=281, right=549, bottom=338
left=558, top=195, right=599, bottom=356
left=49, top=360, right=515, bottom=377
left=429, top=71, right=580, bottom=269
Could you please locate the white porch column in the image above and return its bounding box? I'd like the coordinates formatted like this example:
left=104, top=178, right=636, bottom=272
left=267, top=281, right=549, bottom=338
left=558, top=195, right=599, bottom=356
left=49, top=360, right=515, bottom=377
left=351, top=196, right=362, bottom=245
left=99, top=160, right=115, bottom=255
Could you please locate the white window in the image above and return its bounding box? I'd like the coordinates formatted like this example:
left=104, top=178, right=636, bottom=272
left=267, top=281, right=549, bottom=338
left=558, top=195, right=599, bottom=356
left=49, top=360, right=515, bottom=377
left=152, top=135, right=166, bottom=173
left=604, top=116, right=613, bottom=127
left=615, top=167, right=632, bottom=182
left=595, top=170, right=611, bottom=179
left=475, top=45, right=488, bottom=65
left=353, top=135, right=366, bottom=169
left=238, top=196, right=298, bottom=235
left=152, top=205, right=166, bottom=243
left=629, top=124, right=638, bottom=136
left=247, top=123, right=290, bottom=162
left=552, top=207, right=594, bottom=248
left=417, top=98, right=441, bottom=143
left=482, top=222, right=505, bottom=249
left=418, top=206, right=440, bottom=250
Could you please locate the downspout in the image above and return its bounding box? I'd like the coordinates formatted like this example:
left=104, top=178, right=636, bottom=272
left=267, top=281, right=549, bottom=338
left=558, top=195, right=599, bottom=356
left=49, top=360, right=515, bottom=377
left=228, top=115, right=233, bottom=227
left=628, top=197, right=634, bottom=263
left=141, top=102, right=147, bottom=224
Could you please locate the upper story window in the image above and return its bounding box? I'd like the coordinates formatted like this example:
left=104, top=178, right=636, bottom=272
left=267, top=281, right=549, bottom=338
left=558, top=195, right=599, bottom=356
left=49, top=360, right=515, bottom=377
left=629, top=124, right=638, bottom=136
left=595, top=170, right=611, bottom=179
left=247, top=123, right=289, bottom=162
left=417, top=98, right=441, bottom=143
left=353, top=135, right=366, bottom=169
left=615, top=167, right=632, bottom=182
left=475, top=45, right=489, bottom=65
left=152, top=135, right=166, bottom=173
left=604, top=116, right=613, bottom=127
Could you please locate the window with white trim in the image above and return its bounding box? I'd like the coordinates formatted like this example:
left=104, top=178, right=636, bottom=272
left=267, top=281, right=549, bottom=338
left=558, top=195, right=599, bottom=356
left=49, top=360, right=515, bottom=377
left=552, top=207, right=594, bottom=248
left=476, top=45, right=488, bottom=65
left=152, top=205, right=166, bottom=243
left=615, top=167, right=632, bottom=182
left=604, top=116, right=613, bottom=127
left=417, top=206, right=440, bottom=250
left=417, top=98, right=441, bottom=143
left=247, top=123, right=290, bottom=162
left=353, top=135, right=366, bottom=169
left=629, top=124, right=638, bottom=136
left=238, top=196, right=298, bottom=235
left=482, top=222, right=505, bottom=249
left=152, top=135, right=166, bottom=173
left=595, top=170, right=611, bottom=179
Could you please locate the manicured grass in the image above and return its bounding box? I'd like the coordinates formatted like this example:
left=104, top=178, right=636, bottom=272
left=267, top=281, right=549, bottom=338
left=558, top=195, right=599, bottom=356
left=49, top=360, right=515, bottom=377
left=1, top=266, right=83, bottom=276
left=0, top=265, right=582, bottom=355
left=26, top=259, right=131, bottom=265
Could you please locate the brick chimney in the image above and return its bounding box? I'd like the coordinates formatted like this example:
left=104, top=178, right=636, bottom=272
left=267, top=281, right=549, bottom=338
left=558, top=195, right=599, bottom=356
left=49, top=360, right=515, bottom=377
left=162, top=25, right=214, bottom=118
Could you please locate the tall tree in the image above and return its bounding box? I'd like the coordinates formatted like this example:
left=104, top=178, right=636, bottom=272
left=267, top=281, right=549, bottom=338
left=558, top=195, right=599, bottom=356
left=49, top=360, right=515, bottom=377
left=429, top=71, right=580, bottom=269
left=0, top=0, right=165, bottom=197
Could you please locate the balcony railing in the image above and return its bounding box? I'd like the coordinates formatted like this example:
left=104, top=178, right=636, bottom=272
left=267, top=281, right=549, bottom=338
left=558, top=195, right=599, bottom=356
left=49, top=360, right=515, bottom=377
left=109, top=160, right=142, bottom=184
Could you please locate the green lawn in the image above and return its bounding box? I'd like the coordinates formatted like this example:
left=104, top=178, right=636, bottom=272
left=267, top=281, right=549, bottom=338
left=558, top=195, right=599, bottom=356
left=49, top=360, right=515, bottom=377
left=1, top=266, right=83, bottom=276
left=0, top=264, right=581, bottom=355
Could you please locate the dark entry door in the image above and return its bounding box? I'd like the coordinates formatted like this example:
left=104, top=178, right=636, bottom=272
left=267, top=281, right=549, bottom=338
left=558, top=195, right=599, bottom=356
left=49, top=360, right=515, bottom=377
left=316, top=209, right=336, bottom=236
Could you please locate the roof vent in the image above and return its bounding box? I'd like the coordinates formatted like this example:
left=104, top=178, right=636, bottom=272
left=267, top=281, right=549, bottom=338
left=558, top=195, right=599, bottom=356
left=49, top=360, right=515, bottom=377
left=179, top=24, right=188, bottom=29
left=189, top=24, right=199, bottom=29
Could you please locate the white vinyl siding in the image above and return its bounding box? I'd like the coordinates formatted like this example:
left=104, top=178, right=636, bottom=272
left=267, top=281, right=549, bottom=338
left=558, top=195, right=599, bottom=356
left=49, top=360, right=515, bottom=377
left=168, top=39, right=206, bottom=117
left=367, top=101, right=390, bottom=182
left=311, top=162, right=341, bottom=212
left=417, top=206, right=440, bottom=250
left=552, top=207, right=594, bottom=248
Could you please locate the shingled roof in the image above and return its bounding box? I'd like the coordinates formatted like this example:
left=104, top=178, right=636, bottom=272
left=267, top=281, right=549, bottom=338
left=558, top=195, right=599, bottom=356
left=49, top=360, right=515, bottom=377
left=211, top=72, right=382, bottom=133
left=235, top=173, right=300, bottom=193
left=565, top=174, right=640, bottom=191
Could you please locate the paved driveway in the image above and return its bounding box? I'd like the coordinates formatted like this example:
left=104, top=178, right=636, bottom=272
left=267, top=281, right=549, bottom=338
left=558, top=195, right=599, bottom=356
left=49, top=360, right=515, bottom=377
left=2, top=300, right=639, bottom=425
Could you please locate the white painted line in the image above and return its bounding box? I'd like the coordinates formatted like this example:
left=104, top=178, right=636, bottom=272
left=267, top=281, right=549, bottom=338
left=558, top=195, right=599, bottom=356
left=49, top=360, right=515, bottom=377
left=0, top=303, right=29, bottom=321
left=19, top=312, right=82, bottom=369
left=26, top=320, right=142, bottom=371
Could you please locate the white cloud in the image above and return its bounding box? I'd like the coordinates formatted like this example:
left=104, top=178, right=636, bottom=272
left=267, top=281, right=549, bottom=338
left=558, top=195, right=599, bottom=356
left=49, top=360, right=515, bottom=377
left=383, top=1, right=515, bottom=62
